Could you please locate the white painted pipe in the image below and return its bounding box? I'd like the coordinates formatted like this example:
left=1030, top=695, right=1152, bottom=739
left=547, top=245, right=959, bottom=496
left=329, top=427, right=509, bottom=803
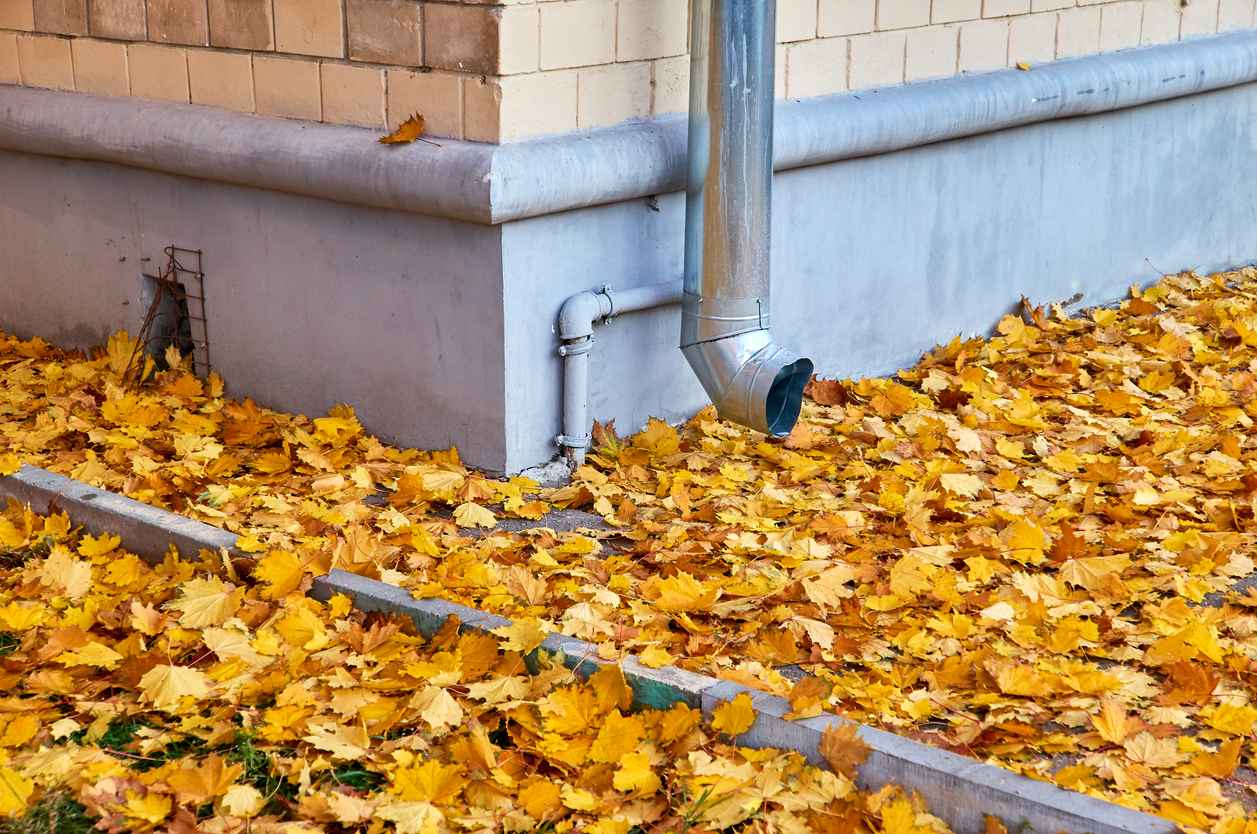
left=556, top=281, right=683, bottom=465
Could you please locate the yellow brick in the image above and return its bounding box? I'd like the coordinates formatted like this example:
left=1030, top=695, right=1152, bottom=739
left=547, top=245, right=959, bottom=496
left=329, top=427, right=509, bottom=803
left=71, top=38, right=129, bottom=97
left=539, top=0, right=614, bottom=70
left=346, top=0, right=420, bottom=64
left=498, top=70, right=577, bottom=140
left=91, top=0, right=146, bottom=39
left=321, top=62, right=385, bottom=128
left=274, top=0, right=345, bottom=58
left=617, top=0, right=686, bottom=60
left=388, top=67, right=463, bottom=138
left=32, top=0, right=86, bottom=34
left=128, top=43, right=189, bottom=102
left=147, top=0, right=209, bottom=46
left=933, top=0, right=980, bottom=23
left=848, top=30, right=905, bottom=88
left=786, top=36, right=847, bottom=99
left=0, top=0, right=34, bottom=30
left=253, top=54, right=321, bottom=120
left=1219, top=0, right=1255, bottom=30
left=982, top=0, right=1029, bottom=16
left=819, top=0, right=873, bottom=35
left=499, top=4, right=539, bottom=74
left=17, top=33, right=72, bottom=90
left=958, top=17, right=1006, bottom=71
left=905, top=24, right=956, bottom=81
left=777, top=0, right=817, bottom=42
left=578, top=60, right=649, bottom=129
left=0, top=31, right=18, bottom=82
left=1055, top=5, right=1098, bottom=57
left=208, top=0, right=274, bottom=51
left=1030, top=0, right=1072, bottom=10
left=651, top=54, right=688, bottom=115
left=877, top=0, right=930, bottom=29
left=463, top=74, right=498, bottom=141
left=1140, top=0, right=1180, bottom=44
left=1008, top=11, right=1056, bottom=63
left=1180, top=0, right=1218, bottom=37
left=188, top=49, right=254, bottom=112
left=1098, top=0, right=1141, bottom=51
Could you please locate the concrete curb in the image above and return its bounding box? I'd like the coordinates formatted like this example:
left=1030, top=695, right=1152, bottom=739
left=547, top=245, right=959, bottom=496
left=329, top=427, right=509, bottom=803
left=0, top=464, right=1177, bottom=834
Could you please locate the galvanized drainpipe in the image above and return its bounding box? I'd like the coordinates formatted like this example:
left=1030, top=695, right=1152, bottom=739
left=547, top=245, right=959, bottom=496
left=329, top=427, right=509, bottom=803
left=556, top=0, right=810, bottom=466
left=682, top=0, right=811, bottom=436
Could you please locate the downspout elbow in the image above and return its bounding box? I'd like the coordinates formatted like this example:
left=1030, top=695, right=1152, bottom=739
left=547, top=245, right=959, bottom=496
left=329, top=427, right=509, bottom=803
left=681, top=326, right=812, bottom=438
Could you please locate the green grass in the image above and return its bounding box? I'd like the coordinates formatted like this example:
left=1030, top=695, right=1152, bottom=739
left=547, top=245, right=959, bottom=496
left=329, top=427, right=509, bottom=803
left=0, top=793, right=94, bottom=834
left=0, top=632, right=17, bottom=657
left=225, top=731, right=297, bottom=812
left=329, top=764, right=385, bottom=792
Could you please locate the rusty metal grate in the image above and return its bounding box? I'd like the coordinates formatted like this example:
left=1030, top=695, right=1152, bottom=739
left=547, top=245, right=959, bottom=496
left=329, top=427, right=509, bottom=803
left=128, top=246, right=210, bottom=383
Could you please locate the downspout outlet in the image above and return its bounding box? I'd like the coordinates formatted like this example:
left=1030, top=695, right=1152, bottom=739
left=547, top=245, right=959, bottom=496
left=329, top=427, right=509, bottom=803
left=681, top=327, right=812, bottom=437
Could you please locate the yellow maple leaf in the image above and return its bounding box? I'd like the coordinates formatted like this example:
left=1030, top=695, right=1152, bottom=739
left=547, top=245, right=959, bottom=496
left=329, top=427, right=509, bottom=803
left=647, top=571, right=721, bottom=613
left=168, top=754, right=244, bottom=804
left=939, top=472, right=984, bottom=498
left=138, top=664, right=212, bottom=710
left=1059, top=555, right=1130, bottom=591
left=453, top=502, right=496, bottom=529
left=0, top=715, right=38, bottom=748
left=710, top=692, right=756, bottom=737
left=540, top=686, right=600, bottom=736
left=1204, top=703, right=1257, bottom=736
left=303, top=720, right=371, bottom=761
left=391, top=760, right=466, bottom=804
left=0, top=767, right=32, bottom=816
left=638, top=645, right=675, bottom=668
left=55, top=640, right=123, bottom=670
left=413, top=686, right=465, bottom=734
left=124, top=792, right=172, bottom=825
left=612, top=751, right=660, bottom=794
left=490, top=618, right=548, bottom=653
left=219, top=784, right=264, bottom=818
left=819, top=721, right=870, bottom=777
left=255, top=550, right=304, bottom=599
left=77, top=532, right=121, bottom=558
left=588, top=710, right=644, bottom=764
left=166, top=576, right=242, bottom=628
left=379, top=113, right=427, bottom=145
left=0, top=454, right=20, bottom=476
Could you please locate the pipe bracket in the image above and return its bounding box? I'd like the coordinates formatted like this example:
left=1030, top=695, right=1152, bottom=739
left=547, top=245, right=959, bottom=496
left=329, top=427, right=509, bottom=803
left=556, top=433, right=592, bottom=450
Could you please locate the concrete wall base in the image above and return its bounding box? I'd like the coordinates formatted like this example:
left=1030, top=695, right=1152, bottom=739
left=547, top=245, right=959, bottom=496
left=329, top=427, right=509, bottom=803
left=3, top=32, right=1257, bottom=471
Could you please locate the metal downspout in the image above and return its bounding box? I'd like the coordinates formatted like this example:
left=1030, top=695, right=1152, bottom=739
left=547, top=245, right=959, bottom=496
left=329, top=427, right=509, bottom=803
left=681, top=0, right=812, bottom=436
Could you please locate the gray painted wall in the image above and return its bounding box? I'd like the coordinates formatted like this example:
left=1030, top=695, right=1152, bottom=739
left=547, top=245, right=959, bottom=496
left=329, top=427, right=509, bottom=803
left=0, top=150, right=510, bottom=468
left=501, top=81, right=1257, bottom=470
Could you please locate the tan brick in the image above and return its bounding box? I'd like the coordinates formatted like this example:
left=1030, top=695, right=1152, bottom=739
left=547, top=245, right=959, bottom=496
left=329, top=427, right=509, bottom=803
left=0, top=0, right=34, bottom=31
left=188, top=48, right=253, bottom=111
left=128, top=42, right=187, bottom=100
left=320, top=61, right=384, bottom=127
left=1030, top=0, right=1071, bottom=10
left=254, top=54, right=320, bottom=118
left=1098, top=0, right=1141, bottom=50
left=1008, top=11, right=1055, bottom=63
left=90, top=0, right=145, bottom=39
left=651, top=53, right=687, bottom=115
left=0, top=31, right=19, bottom=82
left=425, top=3, right=497, bottom=73
left=147, top=0, right=208, bottom=44
left=274, top=0, right=344, bottom=58
left=388, top=67, right=462, bottom=138
left=498, top=69, right=577, bottom=140
left=933, top=0, right=980, bottom=23
left=346, top=0, right=418, bottom=64
left=848, top=29, right=905, bottom=88
left=906, top=24, right=956, bottom=80
left=819, top=0, right=873, bottom=34
left=578, top=60, right=649, bottom=128
left=958, top=17, right=1006, bottom=71
left=208, top=0, right=273, bottom=50
left=617, top=0, right=685, bottom=60
left=72, top=37, right=128, bottom=95
left=877, top=0, right=929, bottom=29
left=17, top=33, right=72, bottom=88
left=1055, top=4, right=1097, bottom=56
left=1180, top=0, right=1218, bottom=37
left=785, top=35, right=846, bottom=98
left=982, top=0, right=1028, bottom=16
left=1218, top=0, right=1254, bottom=30
left=539, top=0, right=613, bottom=69
left=1140, top=0, right=1180, bottom=44
left=777, top=0, right=817, bottom=42
left=462, top=73, right=497, bottom=141
left=498, top=4, right=538, bottom=74
left=33, top=0, right=86, bottom=34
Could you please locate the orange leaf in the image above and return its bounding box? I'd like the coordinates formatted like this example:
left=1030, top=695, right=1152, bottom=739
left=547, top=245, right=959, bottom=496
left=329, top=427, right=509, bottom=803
left=818, top=721, right=869, bottom=778
left=379, top=113, right=426, bottom=145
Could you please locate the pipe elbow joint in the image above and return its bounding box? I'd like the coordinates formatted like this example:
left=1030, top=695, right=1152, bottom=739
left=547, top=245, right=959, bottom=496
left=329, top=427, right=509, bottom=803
left=558, top=290, right=614, bottom=341
left=681, top=329, right=812, bottom=438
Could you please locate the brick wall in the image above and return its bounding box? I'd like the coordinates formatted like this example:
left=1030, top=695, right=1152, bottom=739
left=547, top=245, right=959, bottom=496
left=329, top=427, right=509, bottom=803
left=0, top=0, right=1253, bottom=143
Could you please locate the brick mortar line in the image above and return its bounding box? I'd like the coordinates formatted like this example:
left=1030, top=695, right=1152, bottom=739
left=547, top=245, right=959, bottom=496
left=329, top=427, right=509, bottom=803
left=0, top=464, right=1176, bottom=834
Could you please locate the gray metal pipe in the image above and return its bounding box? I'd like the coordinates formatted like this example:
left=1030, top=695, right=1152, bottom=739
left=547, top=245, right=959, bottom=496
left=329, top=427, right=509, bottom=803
left=681, top=0, right=812, bottom=437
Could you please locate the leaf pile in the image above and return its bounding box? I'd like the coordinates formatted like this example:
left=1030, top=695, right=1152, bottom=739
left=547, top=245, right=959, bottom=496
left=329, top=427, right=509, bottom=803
left=0, top=505, right=943, bottom=833
left=5, top=270, right=1257, bottom=828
